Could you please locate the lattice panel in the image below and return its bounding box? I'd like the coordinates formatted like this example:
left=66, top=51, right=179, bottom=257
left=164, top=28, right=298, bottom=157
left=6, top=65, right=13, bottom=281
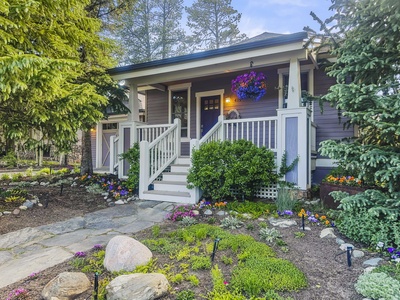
left=231, top=184, right=277, bottom=200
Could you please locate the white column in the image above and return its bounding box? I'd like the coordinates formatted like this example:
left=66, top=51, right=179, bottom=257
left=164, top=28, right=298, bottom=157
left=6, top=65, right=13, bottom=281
left=127, top=80, right=140, bottom=122
left=139, top=140, right=150, bottom=199
left=287, top=58, right=301, bottom=109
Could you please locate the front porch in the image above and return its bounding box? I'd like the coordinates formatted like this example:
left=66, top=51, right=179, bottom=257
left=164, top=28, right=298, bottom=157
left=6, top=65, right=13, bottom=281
left=110, top=106, right=316, bottom=204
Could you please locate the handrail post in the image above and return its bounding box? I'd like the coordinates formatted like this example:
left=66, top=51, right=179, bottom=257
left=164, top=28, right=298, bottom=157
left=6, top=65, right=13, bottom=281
left=174, top=118, right=181, bottom=158
left=218, top=115, right=225, bottom=141
left=109, top=135, right=116, bottom=174
left=139, top=140, right=149, bottom=199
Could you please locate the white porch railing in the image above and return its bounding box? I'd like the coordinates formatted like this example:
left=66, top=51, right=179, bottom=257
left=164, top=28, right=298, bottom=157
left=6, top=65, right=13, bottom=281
left=136, top=124, right=171, bottom=144
left=311, top=122, right=317, bottom=153
left=139, top=119, right=181, bottom=198
left=109, top=135, right=119, bottom=174
left=193, top=115, right=278, bottom=153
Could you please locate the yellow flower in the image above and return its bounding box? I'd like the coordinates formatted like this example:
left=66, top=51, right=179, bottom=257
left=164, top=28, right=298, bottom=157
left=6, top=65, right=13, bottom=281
left=320, top=216, right=326, bottom=220
left=315, top=214, right=319, bottom=218
left=325, top=220, right=330, bottom=225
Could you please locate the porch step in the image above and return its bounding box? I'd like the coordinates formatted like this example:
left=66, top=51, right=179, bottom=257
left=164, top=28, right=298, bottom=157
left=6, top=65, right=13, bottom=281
left=162, top=171, right=188, bottom=182
left=153, top=181, right=191, bottom=193
left=176, top=156, right=190, bottom=165
left=142, top=190, right=193, bottom=203
left=170, top=164, right=190, bottom=173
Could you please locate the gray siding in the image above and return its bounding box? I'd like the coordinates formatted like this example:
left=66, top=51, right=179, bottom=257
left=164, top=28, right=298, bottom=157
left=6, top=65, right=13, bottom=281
left=146, top=89, right=169, bottom=125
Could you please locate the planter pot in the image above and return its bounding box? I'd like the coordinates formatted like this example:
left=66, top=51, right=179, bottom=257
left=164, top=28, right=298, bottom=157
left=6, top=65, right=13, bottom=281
left=320, top=183, right=366, bottom=209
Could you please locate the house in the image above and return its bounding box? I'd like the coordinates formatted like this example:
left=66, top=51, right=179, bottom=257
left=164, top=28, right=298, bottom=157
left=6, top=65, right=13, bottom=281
left=102, top=31, right=353, bottom=204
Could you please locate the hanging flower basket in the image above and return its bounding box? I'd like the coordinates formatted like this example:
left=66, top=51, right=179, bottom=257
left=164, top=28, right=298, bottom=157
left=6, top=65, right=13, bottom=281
left=231, top=71, right=267, bottom=101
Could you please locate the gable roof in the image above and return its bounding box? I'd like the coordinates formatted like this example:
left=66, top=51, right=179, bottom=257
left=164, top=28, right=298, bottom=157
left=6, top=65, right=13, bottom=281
left=108, top=31, right=307, bottom=76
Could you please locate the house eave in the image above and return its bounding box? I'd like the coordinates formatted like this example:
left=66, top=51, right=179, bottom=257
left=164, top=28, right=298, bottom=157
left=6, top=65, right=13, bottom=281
left=109, top=32, right=309, bottom=84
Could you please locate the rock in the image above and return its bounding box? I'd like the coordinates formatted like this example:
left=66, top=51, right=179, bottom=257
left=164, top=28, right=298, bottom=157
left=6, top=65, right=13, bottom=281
left=257, top=217, right=265, bottom=221
left=336, top=238, right=345, bottom=245
left=104, top=235, right=153, bottom=272
left=241, top=213, right=252, bottom=219
left=299, top=226, right=311, bottom=231
left=203, top=209, right=213, bottom=216
left=40, top=182, right=50, bottom=186
left=19, top=206, right=28, bottom=210
left=22, top=200, right=34, bottom=209
left=3, top=211, right=11, bottom=215
left=41, top=272, right=90, bottom=300
left=71, top=182, right=77, bottom=187
left=192, top=210, right=200, bottom=216
left=363, top=266, right=376, bottom=274
left=114, top=200, right=124, bottom=205
left=0, top=212, right=2, bottom=217
left=30, top=181, right=39, bottom=186
left=352, top=250, right=364, bottom=258
left=363, top=257, right=383, bottom=266
left=8, top=182, right=21, bottom=186
left=38, top=203, right=43, bottom=207
left=108, top=202, right=116, bottom=207
left=106, top=273, right=169, bottom=300
left=216, top=211, right=228, bottom=216
left=268, top=217, right=297, bottom=228
left=320, top=228, right=336, bottom=238
left=339, top=243, right=354, bottom=251
left=12, top=209, right=20, bottom=217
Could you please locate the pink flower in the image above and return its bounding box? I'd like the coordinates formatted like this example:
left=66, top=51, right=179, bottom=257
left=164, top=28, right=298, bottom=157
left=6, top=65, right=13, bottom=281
left=223, top=281, right=229, bottom=285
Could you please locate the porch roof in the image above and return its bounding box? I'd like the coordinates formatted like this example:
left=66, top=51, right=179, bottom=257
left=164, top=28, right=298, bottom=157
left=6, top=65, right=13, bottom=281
left=109, top=31, right=310, bottom=85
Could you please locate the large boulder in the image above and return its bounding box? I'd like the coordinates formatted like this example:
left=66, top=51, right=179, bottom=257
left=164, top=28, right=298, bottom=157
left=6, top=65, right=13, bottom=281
left=106, top=273, right=169, bottom=300
left=104, top=235, right=152, bottom=272
left=41, top=272, right=90, bottom=300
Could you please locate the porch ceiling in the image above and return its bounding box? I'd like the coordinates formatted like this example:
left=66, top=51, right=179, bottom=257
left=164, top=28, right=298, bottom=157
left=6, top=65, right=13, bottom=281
left=110, top=32, right=311, bottom=87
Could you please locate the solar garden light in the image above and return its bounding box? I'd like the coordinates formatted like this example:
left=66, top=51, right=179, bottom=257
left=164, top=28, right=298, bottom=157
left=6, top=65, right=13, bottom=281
left=301, top=215, right=305, bottom=231
left=60, top=183, right=64, bottom=196
left=211, top=238, right=221, bottom=262
left=347, top=246, right=353, bottom=267
left=94, top=272, right=99, bottom=300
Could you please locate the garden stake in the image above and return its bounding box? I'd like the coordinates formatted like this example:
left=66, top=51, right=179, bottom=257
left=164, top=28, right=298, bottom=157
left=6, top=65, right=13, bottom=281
left=94, top=272, right=99, bottom=300
left=347, top=246, right=352, bottom=267
left=302, top=215, right=305, bottom=231
left=60, top=183, right=64, bottom=196
left=211, top=238, right=221, bottom=262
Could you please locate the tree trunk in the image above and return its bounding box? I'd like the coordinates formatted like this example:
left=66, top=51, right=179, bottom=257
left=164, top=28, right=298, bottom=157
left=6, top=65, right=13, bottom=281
left=80, top=130, right=93, bottom=175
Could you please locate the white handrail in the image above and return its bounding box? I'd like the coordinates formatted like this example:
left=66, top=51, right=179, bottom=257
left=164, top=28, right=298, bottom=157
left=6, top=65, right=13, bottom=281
left=109, top=135, right=119, bottom=174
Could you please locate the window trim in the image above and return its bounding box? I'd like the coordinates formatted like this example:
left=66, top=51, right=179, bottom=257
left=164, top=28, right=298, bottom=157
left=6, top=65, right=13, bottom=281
left=168, top=83, right=191, bottom=141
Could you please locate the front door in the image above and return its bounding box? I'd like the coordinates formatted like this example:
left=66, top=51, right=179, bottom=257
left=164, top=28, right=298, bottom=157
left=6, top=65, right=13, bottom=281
left=201, top=96, right=220, bottom=137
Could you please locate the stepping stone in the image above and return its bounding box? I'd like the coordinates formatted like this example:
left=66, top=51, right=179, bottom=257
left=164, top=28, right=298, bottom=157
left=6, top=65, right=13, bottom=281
left=268, top=217, right=297, bottom=228
left=320, top=228, right=336, bottom=238
left=363, top=257, right=383, bottom=266
left=340, top=243, right=354, bottom=251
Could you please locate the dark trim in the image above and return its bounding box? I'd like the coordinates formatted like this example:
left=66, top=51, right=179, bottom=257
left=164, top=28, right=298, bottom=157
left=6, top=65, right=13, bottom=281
left=108, top=32, right=307, bottom=75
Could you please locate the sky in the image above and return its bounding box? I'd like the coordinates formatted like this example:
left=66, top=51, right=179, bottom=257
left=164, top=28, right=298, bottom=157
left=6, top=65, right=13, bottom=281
left=183, top=0, right=334, bottom=38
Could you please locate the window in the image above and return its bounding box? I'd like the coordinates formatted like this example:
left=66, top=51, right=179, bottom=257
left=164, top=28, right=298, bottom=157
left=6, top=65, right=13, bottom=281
left=102, top=123, right=118, bottom=130
left=169, top=83, right=191, bottom=139
left=282, top=72, right=309, bottom=106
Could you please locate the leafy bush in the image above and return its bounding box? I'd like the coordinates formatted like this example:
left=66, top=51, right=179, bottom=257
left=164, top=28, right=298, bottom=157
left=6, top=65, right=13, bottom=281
left=187, top=140, right=277, bottom=200
left=119, top=143, right=139, bottom=190
left=176, top=290, right=195, bottom=300
left=190, top=255, right=211, bottom=270
left=226, top=200, right=275, bottom=218
left=181, top=216, right=197, bottom=226
left=355, top=272, right=400, bottom=300
left=332, top=190, right=400, bottom=247
left=2, top=151, right=18, bottom=167
left=259, top=227, right=281, bottom=244
left=220, top=216, right=244, bottom=229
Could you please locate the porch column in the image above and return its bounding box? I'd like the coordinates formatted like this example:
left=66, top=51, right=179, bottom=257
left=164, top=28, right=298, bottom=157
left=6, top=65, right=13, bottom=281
left=287, top=58, right=301, bottom=109
left=276, top=107, right=311, bottom=191
left=127, top=80, right=140, bottom=122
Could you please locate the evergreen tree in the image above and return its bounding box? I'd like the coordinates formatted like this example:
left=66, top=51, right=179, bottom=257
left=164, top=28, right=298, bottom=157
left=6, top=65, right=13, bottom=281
left=312, top=0, right=400, bottom=194
left=116, top=0, right=185, bottom=64
left=185, top=0, right=246, bottom=50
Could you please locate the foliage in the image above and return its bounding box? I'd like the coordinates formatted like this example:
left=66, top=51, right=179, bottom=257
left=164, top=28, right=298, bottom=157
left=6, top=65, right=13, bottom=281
left=275, top=188, right=297, bottom=212
left=220, top=216, right=244, bottom=229
left=190, top=255, right=211, bottom=270
left=119, top=143, right=140, bottom=190
left=115, top=0, right=186, bottom=64
left=176, top=290, right=195, bottom=300
left=226, top=201, right=275, bottom=219
left=355, top=272, right=400, bottom=300
left=168, top=205, right=195, bottom=222
left=181, top=216, right=198, bottom=226
left=331, top=190, right=400, bottom=247
left=185, top=0, right=246, bottom=50
left=1, top=152, right=17, bottom=167
left=277, top=151, right=299, bottom=187
left=0, top=0, right=111, bottom=152
left=259, top=227, right=281, bottom=244
left=310, top=0, right=400, bottom=195
left=187, top=140, right=277, bottom=200
left=231, top=71, right=267, bottom=101
left=374, top=263, right=400, bottom=282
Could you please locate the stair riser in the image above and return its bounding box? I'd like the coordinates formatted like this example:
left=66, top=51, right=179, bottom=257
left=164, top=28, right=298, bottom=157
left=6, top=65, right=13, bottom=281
left=170, top=165, right=189, bottom=173
left=153, top=183, right=190, bottom=193
left=141, top=192, right=196, bottom=204
left=162, top=174, right=187, bottom=182
left=176, top=157, right=190, bottom=165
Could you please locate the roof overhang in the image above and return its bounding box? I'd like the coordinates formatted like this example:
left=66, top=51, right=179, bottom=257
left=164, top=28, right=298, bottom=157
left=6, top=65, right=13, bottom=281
left=109, top=32, right=310, bottom=86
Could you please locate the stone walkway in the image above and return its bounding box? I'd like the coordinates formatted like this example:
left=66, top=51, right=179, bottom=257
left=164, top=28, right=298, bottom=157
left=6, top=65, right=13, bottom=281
left=0, top=200, right=174, bottom=289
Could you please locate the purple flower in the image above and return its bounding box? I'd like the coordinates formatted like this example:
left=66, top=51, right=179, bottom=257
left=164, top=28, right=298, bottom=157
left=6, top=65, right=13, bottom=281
left=284, top=210, right=293, bottom=216
left=120, top=189, right=128, bottom=196
left=308, top=216, right=318, bottom=223
left=74, top=251, right=86, bottom=258
left=387, top=247, right=395, bottom=253
left=93, top=244, right=103, bottom=250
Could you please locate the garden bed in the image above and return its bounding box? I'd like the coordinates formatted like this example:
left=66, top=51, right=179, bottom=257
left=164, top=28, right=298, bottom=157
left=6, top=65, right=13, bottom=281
left=320, top=182, right=367, bottom=209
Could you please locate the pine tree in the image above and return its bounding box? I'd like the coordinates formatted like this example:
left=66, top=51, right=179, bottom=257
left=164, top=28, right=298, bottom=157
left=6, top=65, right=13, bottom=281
left=185, top=0, right=246, bottom=50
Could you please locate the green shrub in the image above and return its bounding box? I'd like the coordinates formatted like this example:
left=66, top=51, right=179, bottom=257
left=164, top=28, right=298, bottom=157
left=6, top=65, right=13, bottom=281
left=259, top=227, right=281, bottom=244
left=2, top=152, right=18, bottom=167
left=11, top=173, right=23, bottom=182
left=119, top=143, right=139, bottom=190
left=37, top=167, right=51, bottom=175
left=355, top=272, right=400, bottom=300
left=190, top=255, right=212, bottom=270
left=186, top=274, right=200, bottom=286
left=176, top=290, right=195, bottom=300
left=332, top=190, right=400, bottom=247
left=187, top=140, right=277, bottom=200
left=226, top=200, right=276, bottom=218
left=0, top=173, right=10, bottom=181
left=220, top=216, right=244, bottom=229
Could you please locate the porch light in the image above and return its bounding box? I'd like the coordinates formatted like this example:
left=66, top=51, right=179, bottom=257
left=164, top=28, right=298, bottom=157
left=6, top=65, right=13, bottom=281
left=225, top=97, right=231, bottom=103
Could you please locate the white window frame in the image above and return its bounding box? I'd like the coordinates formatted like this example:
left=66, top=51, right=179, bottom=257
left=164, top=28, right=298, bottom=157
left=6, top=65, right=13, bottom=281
left=168, top=83, right=191, bottom=142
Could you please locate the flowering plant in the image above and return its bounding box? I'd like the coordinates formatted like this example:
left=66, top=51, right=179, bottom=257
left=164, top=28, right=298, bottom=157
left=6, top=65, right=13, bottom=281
left=324, top=175, right=362, bottom=186
left=298, top=209, right=334, bottom=227
left=231, top=71, right=267, bottom=101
